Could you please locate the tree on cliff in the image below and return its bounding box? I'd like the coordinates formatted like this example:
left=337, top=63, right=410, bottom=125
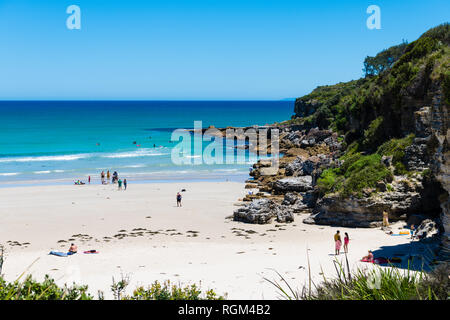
left=363, top=41, right=408, bottom=76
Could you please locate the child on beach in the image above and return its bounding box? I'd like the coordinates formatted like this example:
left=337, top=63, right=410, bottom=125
left=118, top=179, right=123, bottom=190
left=176, top=192, right=182, bottom=207
left=344, top=232, right=349, bottom=253
left=334, top=230, right=342, bottom=255
left=123, top=179, right=127, bottom=190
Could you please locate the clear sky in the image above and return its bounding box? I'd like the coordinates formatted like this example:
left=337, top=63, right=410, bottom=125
left=0, top=0, right=448, bottom=100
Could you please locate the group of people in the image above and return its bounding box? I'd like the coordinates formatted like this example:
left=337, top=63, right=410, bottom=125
left=333, top=230, right=375, bottom=262
left=100, top=170, right=127, bottom=190
left=333, top=230, right=349, bottom=255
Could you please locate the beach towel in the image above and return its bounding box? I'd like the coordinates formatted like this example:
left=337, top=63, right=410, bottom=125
left=83, top=250, right=99, bottom=254
left=335, top=240, right=342, bottom=251
left=49, top=251, right=68, bottom=257
left=374, top=258, right=389, bottom=264
left=390, top=233, right=408, bottom=236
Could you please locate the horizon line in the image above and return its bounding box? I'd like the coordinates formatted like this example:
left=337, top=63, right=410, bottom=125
left=0, top=99, right=297, bottom=102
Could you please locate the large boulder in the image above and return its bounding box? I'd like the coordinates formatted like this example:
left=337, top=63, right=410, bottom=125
left=282, top=192, right=308, bottom=213
left=415, top=219, right=440, bottom=241
left=233, top=199, right=294, bottom=224
left=273, top=176, right=313, bottom=194
left=304, top=189, right=422, bottom=228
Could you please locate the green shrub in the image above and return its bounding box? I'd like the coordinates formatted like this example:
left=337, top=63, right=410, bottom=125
left=362, top=116, right=385, bottom=150
left=317, top=153, right=393, bottom=198
left=317, top=168, right=343, bottom=195
left=0, top=275, right=92, bottom=300
left=123, top=280, right=225, bottom=300
left=340, top=154, right=393, bottom=197
left=377, top=134, right=415, bottom=175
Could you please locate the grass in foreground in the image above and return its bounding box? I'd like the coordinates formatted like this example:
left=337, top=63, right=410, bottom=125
left=265, top=256, right=449, bottom=300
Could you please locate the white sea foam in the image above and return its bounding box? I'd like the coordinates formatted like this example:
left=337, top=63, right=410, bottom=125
left=123, top=164, right=146, bottom=168
left=0, top=172, right=19, bottom=176
left=0, top=149, right=169, bottom=163
left=34, top=170, right=51, bottom=174
left=101, top=149, right=168, bottom=159
left=0, top=154, right=90, bottom=163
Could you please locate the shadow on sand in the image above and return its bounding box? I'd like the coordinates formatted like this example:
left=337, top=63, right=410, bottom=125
left=371, top=239, right=440, bottom=272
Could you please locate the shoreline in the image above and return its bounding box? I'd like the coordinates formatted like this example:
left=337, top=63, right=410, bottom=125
left=0, top=181, right=415, bottom=299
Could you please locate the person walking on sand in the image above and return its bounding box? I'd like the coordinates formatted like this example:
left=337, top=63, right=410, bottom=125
left=118, top=179, right=122, bottom=190
left=123, top=179, right=127, bottom=190
left=334, top=230, right=342, bottom=255
left=88, top=176, right=91, bottom=184
left=344, top=232, right=349, bottom=253
left=107, top=170, right=110, bottom=183
left=176, top=192, right=182, bottom=207
left=101, top=171, right=105, bottom=184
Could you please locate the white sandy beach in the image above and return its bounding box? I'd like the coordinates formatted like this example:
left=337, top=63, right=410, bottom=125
left=0, top=181, right=414, bottom=299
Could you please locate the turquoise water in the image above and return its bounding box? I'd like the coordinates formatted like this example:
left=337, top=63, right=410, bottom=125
left=0, top=101, right=293, bottom=185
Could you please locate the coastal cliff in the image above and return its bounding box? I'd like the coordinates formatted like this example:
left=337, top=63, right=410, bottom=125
left=234, top=23, right=449, bottom=259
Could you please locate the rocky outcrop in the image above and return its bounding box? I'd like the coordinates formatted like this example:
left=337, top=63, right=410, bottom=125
left=415, top=219, right=440, bottom=241
left=233, top=199, right=294, bottom=224
left=282, top=192, right=309, bottom=213
left=427, top=95, right=450, bottom=260
left=304, top=190, right=420, bottom=228
left=274, top=177, right=313, bottom=194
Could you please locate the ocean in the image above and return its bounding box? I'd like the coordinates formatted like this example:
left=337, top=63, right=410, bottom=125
left=0, top=101, right=293, bottom=186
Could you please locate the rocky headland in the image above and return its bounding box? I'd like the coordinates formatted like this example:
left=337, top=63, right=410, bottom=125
left=233, top=23, right=450, bottom=261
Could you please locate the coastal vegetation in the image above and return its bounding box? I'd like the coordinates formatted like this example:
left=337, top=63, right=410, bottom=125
left=0, top=274, right=224, bottom=300
left=266, top=260, right=449, bottom=300
left=292, top=23, right=449, bottom=198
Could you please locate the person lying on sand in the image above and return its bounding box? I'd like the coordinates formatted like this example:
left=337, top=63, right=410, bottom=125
left=68, top=243, right=78, bottom=254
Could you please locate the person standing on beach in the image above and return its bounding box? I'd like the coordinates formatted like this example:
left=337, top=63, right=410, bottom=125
left=176, top=192, right=182, bottom=207
left=88, top=176, right=91, bottom=184
left=344, top=232, right=349, bottom=253
left=334, top=230, right=342, bottom=255
left=107, top=170, right=110, bottom=183
left=101, top=171, right=105, bottom=184
left=410, top=224, right=416, bottom=239
left=118, top=179, right=122, bottom=190
left=123, top=179, right=127, bottom=190
left=382, top=211, right=389, bottom=227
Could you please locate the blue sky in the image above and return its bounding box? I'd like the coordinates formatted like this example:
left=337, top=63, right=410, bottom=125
left=0, top=0, right=448, bottom=100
